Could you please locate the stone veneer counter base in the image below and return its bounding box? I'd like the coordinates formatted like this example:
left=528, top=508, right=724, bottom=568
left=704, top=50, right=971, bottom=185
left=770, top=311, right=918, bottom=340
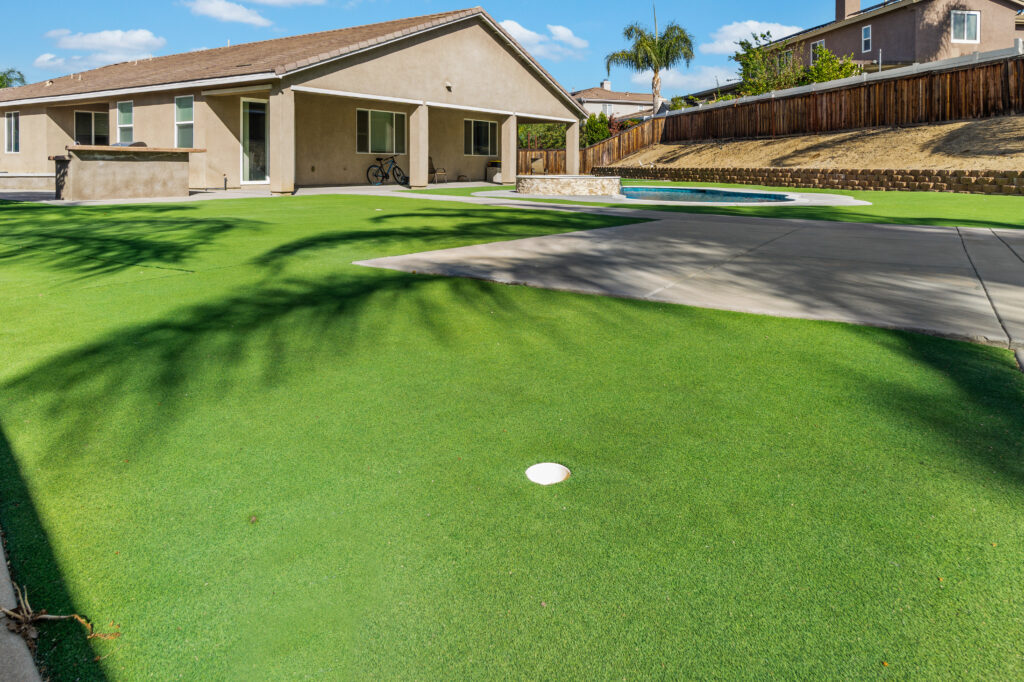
left=516, top=174, right=622, bottom=197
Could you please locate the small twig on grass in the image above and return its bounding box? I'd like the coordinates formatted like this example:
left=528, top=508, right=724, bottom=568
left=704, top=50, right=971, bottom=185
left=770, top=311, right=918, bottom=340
left=1, top=582, right=120, bottom=652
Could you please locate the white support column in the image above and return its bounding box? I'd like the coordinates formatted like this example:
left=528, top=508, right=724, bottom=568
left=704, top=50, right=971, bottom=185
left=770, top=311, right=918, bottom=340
left=409, top=104, right=429, bottom=189
left=499, top=114, right=517, bottom=184
left=566, top=120, right=581, bottom=175
left=269, top=85, right=295, bottom=195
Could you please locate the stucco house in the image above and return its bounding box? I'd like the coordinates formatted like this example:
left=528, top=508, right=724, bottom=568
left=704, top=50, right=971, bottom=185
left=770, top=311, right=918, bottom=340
left=572, top=81, right=654, bottom=118
left=0, top=7, right=586, bottom=194
left=781, top=0, right=1024, bottom=69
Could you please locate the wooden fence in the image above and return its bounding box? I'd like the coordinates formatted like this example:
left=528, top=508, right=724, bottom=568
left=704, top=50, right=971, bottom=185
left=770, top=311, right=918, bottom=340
left=579, top=118, right=665, bottom=174
left=516, top=119, right=665, bottom=176
left=517, top=149, right=566, bottom=175
left=661, top=54, right=1024, bottom=143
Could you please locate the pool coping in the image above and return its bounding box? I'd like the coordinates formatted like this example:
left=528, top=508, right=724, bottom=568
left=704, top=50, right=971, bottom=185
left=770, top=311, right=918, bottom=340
left=472, top=186, right=872, bottom=208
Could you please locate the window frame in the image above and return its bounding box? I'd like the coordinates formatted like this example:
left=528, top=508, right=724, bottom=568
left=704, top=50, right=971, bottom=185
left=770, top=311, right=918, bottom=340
left=73, top=110, right=110, bottom=146
left=4, top=112, right=19, bottom=154
left=463, top=119, right=498, bottom=157
left=862, top=25, right=872, bottom=53
left=116, top=101, right=134, bottom=144
left=355, top=108, right=408, bottom=156
left=602, top=103, right=614, bottom=116
left=174, top=95, right=195, bottom=149
left=951, top=9, right=981, bottom=44
left=810, top=40, right=826, bottom=64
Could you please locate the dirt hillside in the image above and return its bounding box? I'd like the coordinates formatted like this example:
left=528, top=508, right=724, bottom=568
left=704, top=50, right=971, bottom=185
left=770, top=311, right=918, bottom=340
left=615, top=115, right=1024, bottom=170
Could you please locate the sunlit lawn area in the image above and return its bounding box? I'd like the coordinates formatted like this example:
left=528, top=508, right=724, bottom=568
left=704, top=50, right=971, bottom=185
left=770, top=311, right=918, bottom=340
left=1, top=195, right=1022, bottom=679
left=408, top=180, right=1024, bottom=230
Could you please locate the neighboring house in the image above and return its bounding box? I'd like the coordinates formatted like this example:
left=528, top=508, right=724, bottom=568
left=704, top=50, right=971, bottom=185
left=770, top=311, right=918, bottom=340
left=777, top=0, right=1024, bottom=69
left=572, top=81, right=655, bottom=118
left=0, top=8, right=586, bottom=193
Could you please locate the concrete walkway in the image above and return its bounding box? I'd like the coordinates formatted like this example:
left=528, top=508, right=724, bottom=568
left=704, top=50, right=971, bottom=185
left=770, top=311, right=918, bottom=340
left=1, top=526, right=41, bottom=682
left=359, top=211, right=1024, bottom=349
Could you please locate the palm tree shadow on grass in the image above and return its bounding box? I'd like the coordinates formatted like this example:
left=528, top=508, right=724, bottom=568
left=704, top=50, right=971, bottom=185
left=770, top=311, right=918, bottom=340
left=0, top=202, right=265, bottom=276
left=0, top=425, right=108, bottom=682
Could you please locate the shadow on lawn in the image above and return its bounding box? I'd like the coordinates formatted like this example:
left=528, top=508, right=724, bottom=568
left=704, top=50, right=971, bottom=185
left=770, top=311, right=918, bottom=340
left=0, top=202, right=263, bottom=275
left=0, top=425, right=107, bottom=681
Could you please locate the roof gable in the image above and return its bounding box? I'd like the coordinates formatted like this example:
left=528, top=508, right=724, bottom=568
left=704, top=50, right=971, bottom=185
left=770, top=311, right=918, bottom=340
left=0, top=6, right=585, bottom=117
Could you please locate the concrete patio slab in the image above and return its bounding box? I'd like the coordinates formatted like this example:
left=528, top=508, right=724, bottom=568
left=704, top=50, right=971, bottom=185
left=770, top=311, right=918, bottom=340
left=358, top=212, right=1023, bottom=349
left=1, top=526, right=42, bottom=682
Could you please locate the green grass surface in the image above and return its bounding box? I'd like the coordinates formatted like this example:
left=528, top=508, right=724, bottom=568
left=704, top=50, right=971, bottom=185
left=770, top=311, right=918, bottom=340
left=1, top=195, right=1023, bottom=679
left=407, top=180, right=1024, bottom=229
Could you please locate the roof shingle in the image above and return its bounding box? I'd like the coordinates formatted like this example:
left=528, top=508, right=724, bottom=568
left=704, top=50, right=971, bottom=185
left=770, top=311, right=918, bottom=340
left=0, top=8, right=481, bottom=103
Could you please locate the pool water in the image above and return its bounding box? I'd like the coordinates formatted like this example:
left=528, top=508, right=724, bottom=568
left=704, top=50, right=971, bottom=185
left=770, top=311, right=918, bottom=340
left=622, top=186, right=794, bottom=203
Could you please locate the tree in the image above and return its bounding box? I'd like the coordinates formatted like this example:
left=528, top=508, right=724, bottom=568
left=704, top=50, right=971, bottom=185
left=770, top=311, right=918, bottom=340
left=605, top=7, right=694, bottom=107
left=804, top=45, right=862, bottom=84
left=518, top=123, right=566, bottom=150
left=730, top=32, right=804, bottom=96
left=0, top=68, right=26, bottom=89
left=580, top=113, right=611, bottom=147
left=731, top=34, right=863, bottom=96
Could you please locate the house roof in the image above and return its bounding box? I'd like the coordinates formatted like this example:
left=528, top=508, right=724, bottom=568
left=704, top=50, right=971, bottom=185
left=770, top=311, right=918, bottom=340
left=0, top=7, right=587, bottom=117
left=572, top=87, right=653, bottom=104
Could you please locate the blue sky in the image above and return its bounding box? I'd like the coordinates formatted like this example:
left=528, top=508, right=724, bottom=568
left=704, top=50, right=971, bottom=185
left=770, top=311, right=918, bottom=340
left=1, top=0, right=831, bottom=96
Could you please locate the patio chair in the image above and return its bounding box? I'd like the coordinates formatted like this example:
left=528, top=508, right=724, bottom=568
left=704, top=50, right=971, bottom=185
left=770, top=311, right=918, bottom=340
left=429, top=157, right=447, bottom=184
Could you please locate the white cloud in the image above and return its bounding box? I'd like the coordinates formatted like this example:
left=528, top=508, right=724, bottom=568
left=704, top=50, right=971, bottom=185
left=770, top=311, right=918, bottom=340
left=630, top=65, right=740, bottom=94
left=699, top=20, right=803, bottom=55
left=547, top=25, right=588, bottom=49
left=499, top=19, right=588, bottom=61
left=185, top=0, right=272, bottom=27
left=48, top=29, right=166, bottom=53
left=33, top=53, right=66, bottom=69
left=35, top=28, right=167, bottom=71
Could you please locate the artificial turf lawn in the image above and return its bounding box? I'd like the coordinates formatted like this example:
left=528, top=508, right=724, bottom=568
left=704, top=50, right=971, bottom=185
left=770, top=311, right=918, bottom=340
left=1, top=194, right=1023, bottom=679
left=407, top=180, right=1024, bottom=230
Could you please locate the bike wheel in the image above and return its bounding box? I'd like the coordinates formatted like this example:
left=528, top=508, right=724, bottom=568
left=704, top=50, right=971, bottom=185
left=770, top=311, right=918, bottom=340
left=366, top=165, right=386, bottom=186
left=392, top=165, right=408, bottom=186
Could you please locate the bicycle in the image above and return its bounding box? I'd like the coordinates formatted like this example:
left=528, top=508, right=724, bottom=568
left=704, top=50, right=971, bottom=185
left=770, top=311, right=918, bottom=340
left=366, top=156, right=408, bottom=186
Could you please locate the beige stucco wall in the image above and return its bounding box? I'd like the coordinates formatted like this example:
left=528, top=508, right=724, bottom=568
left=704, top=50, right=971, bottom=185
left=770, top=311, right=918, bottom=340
left=292, top=19, right=577, bottom=121
left=61, top=150, right=191, bottom=201
left=294, top=93, right=504, bottom=185
left=0, top=15, right=580, bottom=192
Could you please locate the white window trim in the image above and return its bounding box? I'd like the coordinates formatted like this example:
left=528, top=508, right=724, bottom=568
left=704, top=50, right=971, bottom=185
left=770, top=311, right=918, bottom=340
left=862, top=25, right=872, bottom=53
left=951, top=10, right=981, bottom=44
left=74, top=110, right=110, bottom=146
left=116, top=100, right=134, bottom=144
left=355, top=108, right=408, bottom=156
left=4, top=112, right=19, bottom=154
left=240, top=97, right=270, bottom=185
left=174, top=95, right=195, bottom=149
left=810, top=40, right=825, bottom=64
left=464, top=118, right=498, bottom=157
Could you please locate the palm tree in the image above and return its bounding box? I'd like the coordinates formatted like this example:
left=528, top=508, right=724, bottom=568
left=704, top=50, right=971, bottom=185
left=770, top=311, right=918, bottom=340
left=0, top=68, right=26, bottom=89
left=605, top=7, right=694, bottom=109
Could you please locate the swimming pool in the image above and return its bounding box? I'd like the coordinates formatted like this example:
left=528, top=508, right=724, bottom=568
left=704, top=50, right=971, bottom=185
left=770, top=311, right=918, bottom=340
left=622, top=186, right=794, bottom=203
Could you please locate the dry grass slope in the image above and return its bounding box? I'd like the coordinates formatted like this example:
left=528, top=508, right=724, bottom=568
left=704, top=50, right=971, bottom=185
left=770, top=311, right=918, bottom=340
left=617, top=115, right=1024, bottom=171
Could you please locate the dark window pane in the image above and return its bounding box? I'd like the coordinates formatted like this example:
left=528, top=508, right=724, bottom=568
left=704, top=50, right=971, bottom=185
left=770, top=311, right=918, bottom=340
left=357, top=110, right=369, bottom=153
left=75, top=111, right=93, bottom=145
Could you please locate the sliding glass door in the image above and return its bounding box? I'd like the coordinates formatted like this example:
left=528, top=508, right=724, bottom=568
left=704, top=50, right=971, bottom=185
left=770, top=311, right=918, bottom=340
left=241, top=99, right=269, bottom=183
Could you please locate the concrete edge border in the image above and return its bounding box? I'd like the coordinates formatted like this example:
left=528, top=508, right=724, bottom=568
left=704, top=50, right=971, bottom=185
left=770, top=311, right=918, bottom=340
left=0, top=522, right=43, bottom=682
left=1015, top=350, right=1024, bottom=373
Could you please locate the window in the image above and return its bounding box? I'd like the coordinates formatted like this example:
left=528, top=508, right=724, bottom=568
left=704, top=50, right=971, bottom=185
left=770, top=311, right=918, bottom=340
left=602, top=103, right=614, bottom=115
left=781, top=50, right=793, bottom=65
left=464, top=119, right=497, bottom=156
left=4, top=112, right=18, bottom=153
left=356, top=109, right=407, bottom=155
left=175, top=96, right=194, bottom=148
left=810, top=40, right=825, bottom=64
left=952, top=10, right=980, bottom=43
left=862, top=25, right=872, bottom=53
left=74, top=111, right=109, bottom=146
left=116, top=101, right=134, bottom=143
